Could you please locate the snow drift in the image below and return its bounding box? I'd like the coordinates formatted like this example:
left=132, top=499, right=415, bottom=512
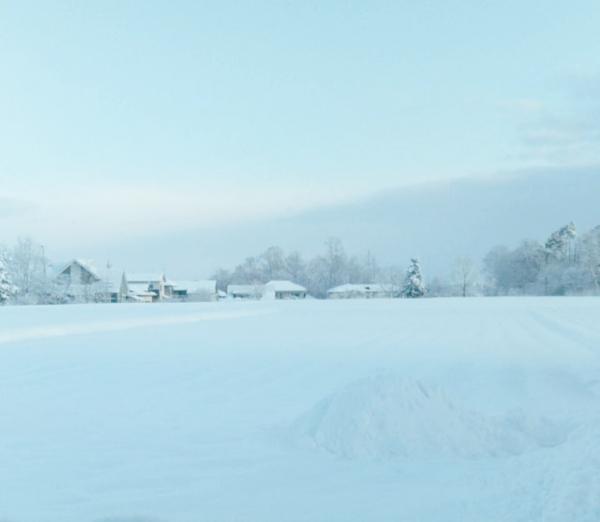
left=1, top=298, right=600, bottom=521
left=292, top=374, right=567, bottom=460
left=537, top=419, right=600, bottom=522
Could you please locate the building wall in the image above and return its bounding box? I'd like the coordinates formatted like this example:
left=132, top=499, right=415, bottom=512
left=187, top=291, right=217, bottom=302
left=274, top=291, right=306, bottom=300
left=328, top=291, right=393, bottom=299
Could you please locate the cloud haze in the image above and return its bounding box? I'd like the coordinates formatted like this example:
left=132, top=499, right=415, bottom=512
left=0, top=182, right=371, bottom=247
left=1, top=1, right=599, bottom=269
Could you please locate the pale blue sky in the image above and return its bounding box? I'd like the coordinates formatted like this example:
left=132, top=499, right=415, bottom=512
left=1, top=0, right=599, bottom=250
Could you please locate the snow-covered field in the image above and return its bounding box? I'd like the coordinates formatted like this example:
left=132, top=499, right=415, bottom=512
left=1, top=298, right=600, bottom=522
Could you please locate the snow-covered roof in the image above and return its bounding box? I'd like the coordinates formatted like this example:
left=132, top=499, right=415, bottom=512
left=264, top=280, right=306, bottom=292
left=227, top=284, right=264, bottom=295
left=52, top=259, right=101, bottom=281
left=172, top=280, right=217, bottom=293
left=327, top=283, right=397, bottom=294
left=127, top=283, right=158, bottom=296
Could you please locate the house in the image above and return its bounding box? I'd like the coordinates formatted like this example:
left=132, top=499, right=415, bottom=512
left=55, top=259, right=101, bottom=286
left=49, top=263, right=222, bottom=304
left=262, top=280, right=307, bottom=300
left=53, top=259, right=106, bottom=302
left=126, top=285, right=157, bottom=303
left=120, top=273, right=174, bottom=303
left=116, top=274, right=218, bottom=303
left=171, top=280, right=218, bottom=302
left=327, top=283, right=399, bottom=299
left=227, top=284, right=264, bottom=300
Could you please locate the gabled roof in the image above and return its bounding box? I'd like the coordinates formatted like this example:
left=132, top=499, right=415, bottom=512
left=52, top=259, right=101, bottom=282
left=264, top=280, right=306, bottom=292
left=227, top=284, right=264, bottom=295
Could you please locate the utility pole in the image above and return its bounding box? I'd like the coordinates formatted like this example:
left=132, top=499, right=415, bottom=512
left=40, top=244, right=47, bottom=280
left=106, top=260, right=112, bottom=303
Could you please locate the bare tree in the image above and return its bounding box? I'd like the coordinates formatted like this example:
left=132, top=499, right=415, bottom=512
left=259, top=246, right=286, bottom=280
left=284, top=251, right=306, bottom=283
left=452, top=257, right=479, bottom=297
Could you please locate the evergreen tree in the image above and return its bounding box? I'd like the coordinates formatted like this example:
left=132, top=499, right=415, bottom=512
left=402, top=258, right=425, bottom=298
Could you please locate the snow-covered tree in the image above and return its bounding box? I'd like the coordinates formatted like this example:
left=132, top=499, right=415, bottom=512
left=545, top=222, right=577, bottom=263
left=574, top=225, right=600, bottom=294
left=304, top=238, right=350, bottom=297
left=483, top=245, right=511, bottom=294
left=7, top=238, right=49, bottom=304
left=536, top=223, right=578, bottom=295
left=284, top=251, right=307, bottom=284
left=510, top=240, right=545, bottom=294
left=402, top=258, right=425, bottom=298
left=363, top=250, right=380, bottom=283
left=231, top=256, right=263, bottom=285
left=259, top=246, right=287, bottom=281
left=212, top=268, right=233, bottom=292
left=0, top=255, right=16, bottom=304
left=323, top=237, right=348, bottom=289
left=483, top=241, right=545, bottom=295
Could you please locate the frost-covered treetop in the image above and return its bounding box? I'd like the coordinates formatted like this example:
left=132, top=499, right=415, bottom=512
left=545, top=222, right=577, bottom=259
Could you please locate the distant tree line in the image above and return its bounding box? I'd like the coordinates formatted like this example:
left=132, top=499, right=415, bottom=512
left=212, top=238, right=408, bottom=298
left=213, top=222, right=600, bottom=298
left=3, top=221, right=599, bottom=305
left=212, top=238, right=427, bottom=298
left=482, top=222, right=600, bottom=296
left=0, top=238, right=99, bottom=305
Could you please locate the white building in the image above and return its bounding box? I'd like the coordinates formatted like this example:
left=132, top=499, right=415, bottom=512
left=262, top=280, right=307, bottom=300
left=327, top=283, right=399, bottom=299
left=53, top=259, right=106, bottom=302
left=227, top=284, right=264, bottom=300
left=115, top=274, right=219, bottom=303
left=172, top=280, right=218, bottom=302
left=119, top=273, right=173, bottom=303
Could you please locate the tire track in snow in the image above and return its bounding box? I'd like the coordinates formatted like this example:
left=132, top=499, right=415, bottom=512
left=0, top=309, right=270, bottom=346
left=528, top=311, right=600, bottom=356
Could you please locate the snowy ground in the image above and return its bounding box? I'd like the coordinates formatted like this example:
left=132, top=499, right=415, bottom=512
left=1, top=298, right=600, bottom=522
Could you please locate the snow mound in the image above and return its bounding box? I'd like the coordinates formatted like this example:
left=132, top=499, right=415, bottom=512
left=292, top=374, right=566, bottom=460
left=539, top=420, right=600, bottom=522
